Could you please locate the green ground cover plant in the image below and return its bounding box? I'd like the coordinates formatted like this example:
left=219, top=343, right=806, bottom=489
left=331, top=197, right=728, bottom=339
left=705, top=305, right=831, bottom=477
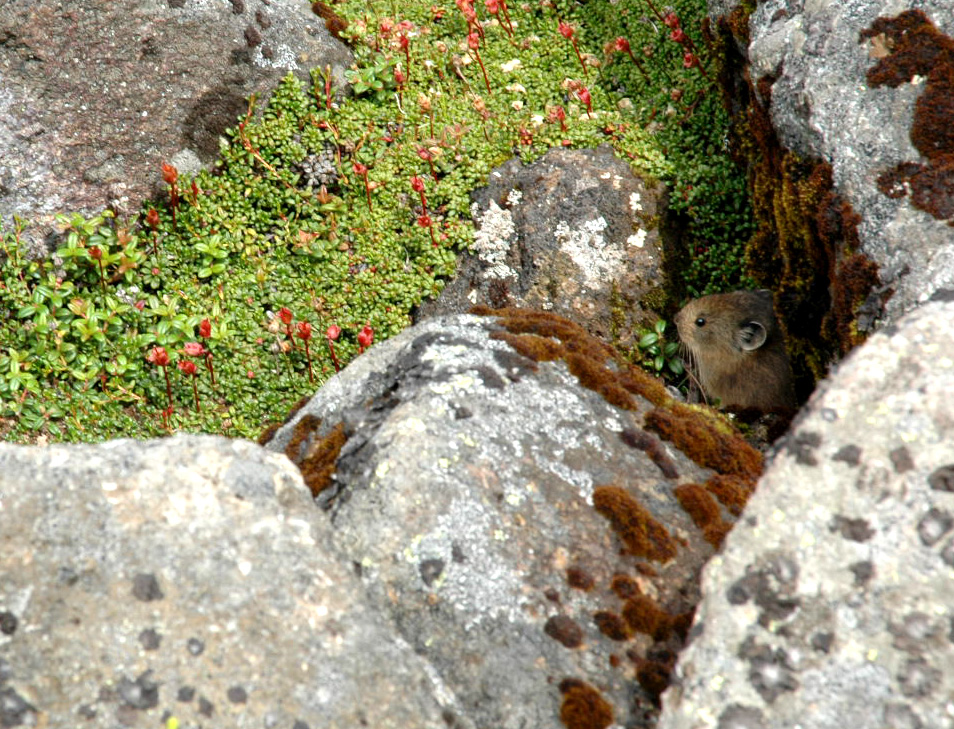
left=0, top=0, right=752, bottom=442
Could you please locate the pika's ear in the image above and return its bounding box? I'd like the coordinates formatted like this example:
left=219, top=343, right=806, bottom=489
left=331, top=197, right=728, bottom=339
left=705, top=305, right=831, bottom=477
left=737, top=321, right=767, bottom=351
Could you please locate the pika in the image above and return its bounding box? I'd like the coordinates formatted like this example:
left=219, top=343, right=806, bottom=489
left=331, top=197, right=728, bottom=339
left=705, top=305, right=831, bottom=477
left=674, top=290, right=797, bottom=411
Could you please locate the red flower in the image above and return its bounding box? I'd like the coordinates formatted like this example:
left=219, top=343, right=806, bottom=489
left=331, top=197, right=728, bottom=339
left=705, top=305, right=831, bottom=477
left=670, top=27, right=686, bottom=44
left=353, top=161, right=369, bottom=176
left=410, top=175, right=426, bottom=193
left=683, top=51, right=698, bottom=68
left=664, top=12, right=680, bottom=29
left=418, top=214, right=433, bottom=227
left=297, top=321, right=313, bottom=340
left=558, top=21, right=574, bottom=39
left=145, top=208, right=160, bottom=229
left=467, top=32, right=480, bottom=51
left=398, top=34, right=409, bottom=50
left=279, top=307, right=294, bottom=325
left=326, top=324, right=342, bottom=341
left=147, top=346, right=170, bottom=367
left=89, top=246, right=103, bottom=260
left=182, top=342, right=206, bottom=357
left=357, top=325, right=374, bottom=350
left=485, top=0, right=499, bottom=12
left=198, top=318, right=212, bottom=338
left=417, top=147, right=432, bottom=161
left=614, top=37, right=630, bottom=53
left=394, top=67, right=407, bottom=85
left=178, top=360, right=198, bottom=376
left=578, top=87, right=591, bottom=106
left=161, top=163, right=178, bottom=185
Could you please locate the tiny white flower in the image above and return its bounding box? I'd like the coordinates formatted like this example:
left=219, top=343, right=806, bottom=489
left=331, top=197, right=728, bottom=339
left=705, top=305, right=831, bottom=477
left=505, top=83, right=526, bottom=94
left=500, top=59, right=523, bottom=72
left=511, top=100, right=524, bottom=110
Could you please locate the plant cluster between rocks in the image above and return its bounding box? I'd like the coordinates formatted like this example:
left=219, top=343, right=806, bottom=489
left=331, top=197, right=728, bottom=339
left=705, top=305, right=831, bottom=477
left=0, top=0, right=753, bottom=442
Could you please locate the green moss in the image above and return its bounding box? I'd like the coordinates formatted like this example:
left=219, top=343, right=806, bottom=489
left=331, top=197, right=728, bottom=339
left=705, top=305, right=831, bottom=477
left=0, top=0, right=759, bottom=443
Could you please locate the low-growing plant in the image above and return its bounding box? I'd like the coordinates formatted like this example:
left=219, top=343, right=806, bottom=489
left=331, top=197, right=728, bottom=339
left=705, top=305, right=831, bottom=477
left=0, top=0, right=754, bottom=442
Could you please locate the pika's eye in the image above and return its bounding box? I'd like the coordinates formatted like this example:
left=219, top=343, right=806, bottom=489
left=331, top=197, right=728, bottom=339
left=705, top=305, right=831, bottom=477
left=694, top=317, right=706, bottom=327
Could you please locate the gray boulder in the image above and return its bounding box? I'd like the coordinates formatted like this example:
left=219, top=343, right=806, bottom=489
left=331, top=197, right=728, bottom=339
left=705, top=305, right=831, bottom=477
left=740, top=0, right=954, bottom=320
left=0, top=310, right=765, bottom=728
left=416, top=145, right=668, bottom=350
left=0, top=0, right=350, bottom=247
left=0, top=435, right=450, bottom=728
left=265, top=310, right=762, bottom=728
left=658, top=293, right=954, bottom=728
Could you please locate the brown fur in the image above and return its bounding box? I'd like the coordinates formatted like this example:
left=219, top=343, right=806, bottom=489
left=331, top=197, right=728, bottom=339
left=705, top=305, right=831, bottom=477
left=675, top=290, right=796, bottom=411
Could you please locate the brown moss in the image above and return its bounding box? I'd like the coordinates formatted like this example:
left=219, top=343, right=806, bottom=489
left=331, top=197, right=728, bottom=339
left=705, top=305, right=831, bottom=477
left=256, top=422, right=281, bottom=446
left=644, top=405, right=763, bottom=483
left=708, top=7, right=886, bottom=395
left=634, top=563, right=658, bottom=577
left=298, top=422, right=348, bottom=498
left=490, top=331, right=565, bottom=362
left=674, top=483, right=722, bottom=530
left=702, top=522, right=733, bottom=549
left=544, top=615, right=584, bottom=648
left=592, top=485, right=678, bottom=563
left=258, top=395, right=312, bottom=445
left=558, top=679, right=614, bottom=729
left=824, top=252, right=882, bottom=351
left=671, top=610, right=695, bottom=642
left=619, top=427, right=679, bottom=479
left=593, top=611, right=632, bottom=641
left=475, top=306, right=668, bottom=412
left=621, top=595, right=673, bottom=641
left=617, top=368, right=670, bottom=407
left=609, top=574, right=640, bottom=600
left=704, top=474, right=754, bottom=516
left=566, top=567, right=596, bottom=591
left=564, top=352, right=637, bottom=411
left=311, top=1, right=348, bottom=40
left=635, top=659, right=671, bottom=706
left=283, top=414, right=323, bottom=462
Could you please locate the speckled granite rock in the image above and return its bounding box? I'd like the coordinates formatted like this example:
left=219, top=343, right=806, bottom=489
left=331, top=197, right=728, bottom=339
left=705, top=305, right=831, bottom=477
left=415, top=146, right=668, bottom=350
left=266, top=311, right=762, bottom=728
left=658, top=293, right=954, bottom=729
left=0, top=0, right=350, bottom=247
left=0, top=435, right=450, bottom=729
left=714, top=0, right=954, bottom=321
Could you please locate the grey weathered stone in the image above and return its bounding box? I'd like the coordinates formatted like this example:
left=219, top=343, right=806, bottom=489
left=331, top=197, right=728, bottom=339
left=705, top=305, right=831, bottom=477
left=658, top=296, right=954, bottom=728
left=416, top=146, right=667, bottom=349
left=0, top=0, right=351, bottom=240
left=733, top=0, right=954, bottom=320
left=266, top=312, right=752, bottom=728
left=0, top=435, right=451, bottom=728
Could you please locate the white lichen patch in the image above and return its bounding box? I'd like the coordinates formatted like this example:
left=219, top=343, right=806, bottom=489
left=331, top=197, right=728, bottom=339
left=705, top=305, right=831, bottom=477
left=630, top=191, right=643, bottom=213
left=628, top=229, right=647, bottom=248
left=471, top=200, right=518, bottom=280
left=554, top=217, right=623, bottom=290
left=506, top=188, right=522, bottom=206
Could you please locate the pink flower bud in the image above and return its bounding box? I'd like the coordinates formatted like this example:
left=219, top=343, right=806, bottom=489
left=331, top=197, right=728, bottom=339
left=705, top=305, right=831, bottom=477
left=183, top=342, right=206, bottom=357
left=297, top=321, right=313, bottom=340
left=178, top=360, right=198, bottom=376
left=326, top=324, right=342, bottom=341
left=279, top=307, right=294, bottom=325
left=198, top=318, right=212, bottom=338
left=357, top=325, right=374, bottom=349
left=558, top=21, right=574, bottom=39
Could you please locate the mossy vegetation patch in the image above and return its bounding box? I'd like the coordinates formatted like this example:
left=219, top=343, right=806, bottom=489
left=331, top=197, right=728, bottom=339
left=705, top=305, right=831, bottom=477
left=0, top=0, right=753, bottom=442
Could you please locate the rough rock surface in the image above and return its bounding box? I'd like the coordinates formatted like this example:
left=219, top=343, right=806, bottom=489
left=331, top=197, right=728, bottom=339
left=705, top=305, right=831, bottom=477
left=1, top=311, right=762, bottom=729
left=0, top=435, right=450, bottom=728
left=0, top=0, right=350, bottom=248
left=265, top=312, right=758, bottom=728
left=658, top=293, right=954, bottom=729
left=733, top=0, right=954, bottom=320
left=415, top=145, right=667, bottom=349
